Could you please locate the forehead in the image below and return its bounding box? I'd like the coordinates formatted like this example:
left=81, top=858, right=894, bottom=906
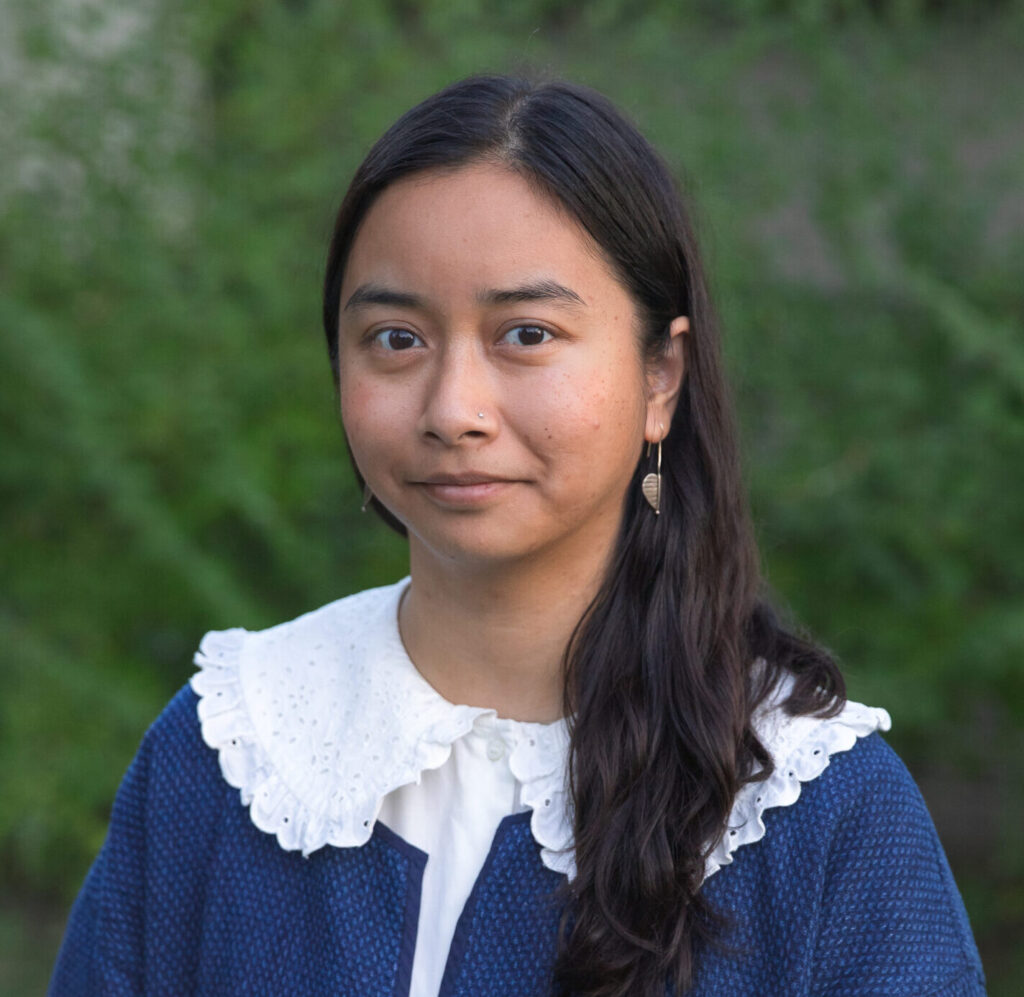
left=340, top=163, right=632, bottom=311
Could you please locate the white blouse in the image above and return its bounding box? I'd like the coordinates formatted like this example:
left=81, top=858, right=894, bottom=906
left=190, top=577, right=890, bottom=997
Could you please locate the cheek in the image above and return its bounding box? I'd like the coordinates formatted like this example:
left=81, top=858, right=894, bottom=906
left=339, top=380, right=393, bottom=463
left=520, top=366, right=645, bottom=465
left=507, top=374, right=595, bottom=451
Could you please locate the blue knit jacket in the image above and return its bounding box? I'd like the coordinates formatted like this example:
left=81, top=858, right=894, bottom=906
left=50, top=686, right=985, bottom=996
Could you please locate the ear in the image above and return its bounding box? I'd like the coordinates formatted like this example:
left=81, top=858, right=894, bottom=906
left=644, top=316, right=688, bottom=443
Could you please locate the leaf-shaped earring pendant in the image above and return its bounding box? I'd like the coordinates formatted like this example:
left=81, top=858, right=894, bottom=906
left=641, top=440, right=662, bottom=515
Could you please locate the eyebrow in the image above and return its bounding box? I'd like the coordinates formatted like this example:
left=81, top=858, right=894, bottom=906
left=479, top=279, right=586, bottom=308
left=343, top=284, right=423, bottom=311
left=342, top=279, right=587, bottom=312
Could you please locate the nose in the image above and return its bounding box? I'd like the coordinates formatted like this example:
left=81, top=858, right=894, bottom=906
left=417, top=344, right=496, bottom=446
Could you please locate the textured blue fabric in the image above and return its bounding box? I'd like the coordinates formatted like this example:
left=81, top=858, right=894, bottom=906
left=695, top=733, right=985, bottom=995
left=439, top=812, right=564, bottom=996
left=50, top=686, right=986, bottom=996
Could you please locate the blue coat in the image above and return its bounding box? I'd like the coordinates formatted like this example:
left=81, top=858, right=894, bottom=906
left=50, top=686, right=985, bottom=996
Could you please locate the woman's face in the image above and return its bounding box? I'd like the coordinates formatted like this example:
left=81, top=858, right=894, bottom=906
left=336, top=162, right=682, bottom=572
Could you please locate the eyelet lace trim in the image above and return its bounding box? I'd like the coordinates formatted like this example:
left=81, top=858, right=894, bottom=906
left=507, top=719, right=573, bottom=876
left=191, top=583, right=491, bottom=855
left=191, top=580, right=889, bottom=876
left=509, top=674, right=891, bottom=882
left=190, top=580, right=572, bottom=861
left=704, top=679, right=891, bottom=881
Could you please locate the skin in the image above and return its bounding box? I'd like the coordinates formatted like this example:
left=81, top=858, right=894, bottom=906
left=337, top=162, right=687, bottom=721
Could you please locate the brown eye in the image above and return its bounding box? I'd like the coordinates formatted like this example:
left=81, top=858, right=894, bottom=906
left=373, top=328, right=422, bottom=351
left=501, top=325, right=552, bottom=347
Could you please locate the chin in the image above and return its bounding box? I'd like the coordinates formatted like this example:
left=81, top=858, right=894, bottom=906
left=409, top=524, right=548, bottom=569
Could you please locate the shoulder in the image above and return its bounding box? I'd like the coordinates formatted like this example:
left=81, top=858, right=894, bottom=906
left=796, top=729, right=924, bottom=825
left=769, top=728, right=950, bottom=877
left=189, top=577, right=409, bottom=703
left=118, top=581, right=409, bottom=831
left=113, top=684, right=228, bottom=831
left=705, top=689, right=892, bottom=879
left=186, top=576, right=481, bottom=857
left=707, top=729, right=925, bottom=887
left=797, top=732, right=958, bottom=900
left=809, top=735, right=986, bottom=993
left=744, top=728, right=947, bottom=875
left=705, top=733, right=986, bottom=995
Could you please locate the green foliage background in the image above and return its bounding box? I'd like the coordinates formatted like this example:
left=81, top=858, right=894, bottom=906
left=2, top=0, right=1022, bottom=992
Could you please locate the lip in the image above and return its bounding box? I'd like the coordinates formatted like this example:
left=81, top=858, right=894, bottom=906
left=418, top=473, right=511, bottom=486
left=413, top=473, right=519, bottom=507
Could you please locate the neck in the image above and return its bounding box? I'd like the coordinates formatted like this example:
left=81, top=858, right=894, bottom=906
left=400, top=543, right=610, bottom=723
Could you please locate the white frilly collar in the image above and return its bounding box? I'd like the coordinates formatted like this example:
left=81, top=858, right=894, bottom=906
left=190, top=578, right=890, bottom=882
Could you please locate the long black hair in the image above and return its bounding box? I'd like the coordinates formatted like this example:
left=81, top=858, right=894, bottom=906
left=322, top=75, right=845, bottom=997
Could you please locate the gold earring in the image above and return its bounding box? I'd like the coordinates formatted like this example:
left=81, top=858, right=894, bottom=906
left=360, top=482, right=373, bottom=513
left=642, top=440, right=662, bottom=514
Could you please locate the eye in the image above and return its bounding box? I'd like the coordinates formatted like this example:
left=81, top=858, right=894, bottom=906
left=500, top=325, right=553, bottom=347
left=372, top=327, right=423, bottom=351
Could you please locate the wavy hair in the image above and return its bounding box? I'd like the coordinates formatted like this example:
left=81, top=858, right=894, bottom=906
left=322, top=74, right=845, bottom=996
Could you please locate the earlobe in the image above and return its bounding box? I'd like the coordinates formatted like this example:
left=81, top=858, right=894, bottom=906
left=645, top=316, right=689, bottom=442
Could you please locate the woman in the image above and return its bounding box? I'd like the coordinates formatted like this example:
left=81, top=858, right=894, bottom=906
left=51, top=75, right=985, bottom=997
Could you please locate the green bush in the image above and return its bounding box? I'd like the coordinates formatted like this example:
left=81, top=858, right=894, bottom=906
left=2, top=0, right=1021, bottom=991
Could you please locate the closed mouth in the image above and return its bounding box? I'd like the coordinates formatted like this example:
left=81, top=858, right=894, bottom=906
left=412, top=476, right=520, bottom=505
left=415, top=474, right=514, bottom=486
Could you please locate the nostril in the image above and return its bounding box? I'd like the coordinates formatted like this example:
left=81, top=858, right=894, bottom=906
left=417, top=390, right=497, bottom=444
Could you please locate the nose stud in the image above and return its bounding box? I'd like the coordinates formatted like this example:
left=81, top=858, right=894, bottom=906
left=477, top=412, right=485, bottom=419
